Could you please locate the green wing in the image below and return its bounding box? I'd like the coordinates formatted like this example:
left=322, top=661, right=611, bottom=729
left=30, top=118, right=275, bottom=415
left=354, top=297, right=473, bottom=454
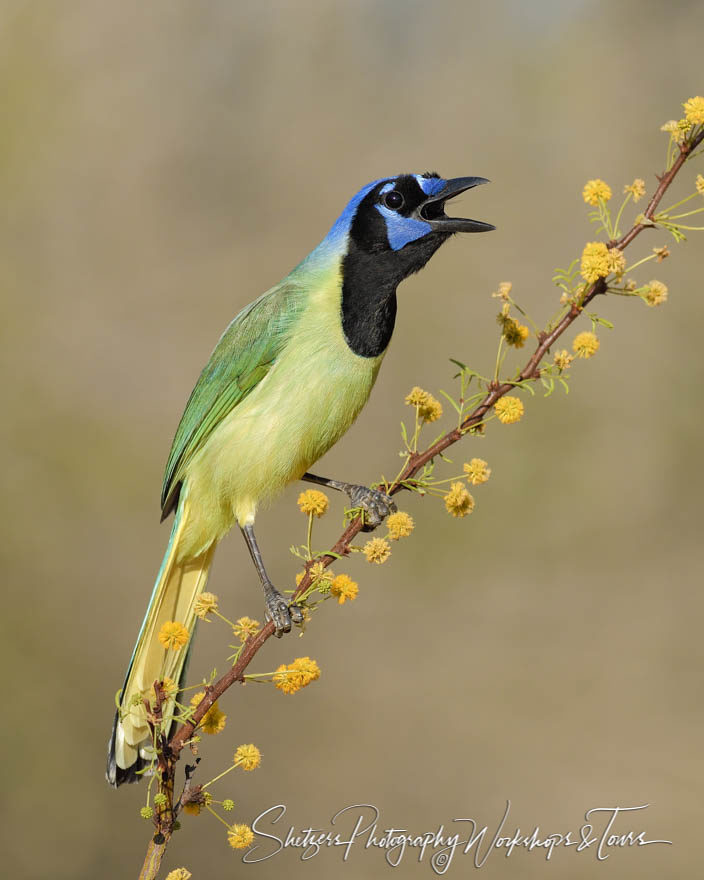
left=160, top=279, right=306, bottom=517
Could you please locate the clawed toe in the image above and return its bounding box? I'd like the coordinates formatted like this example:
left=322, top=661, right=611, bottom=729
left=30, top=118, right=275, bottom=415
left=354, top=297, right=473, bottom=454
left=264, top=588, right=303, bottom=637
left=347, top=485, right=397, bottom=531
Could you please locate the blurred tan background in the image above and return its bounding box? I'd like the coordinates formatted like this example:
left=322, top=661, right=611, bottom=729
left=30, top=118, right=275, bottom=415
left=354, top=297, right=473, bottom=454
left=2, top=1, right=702, bottom=877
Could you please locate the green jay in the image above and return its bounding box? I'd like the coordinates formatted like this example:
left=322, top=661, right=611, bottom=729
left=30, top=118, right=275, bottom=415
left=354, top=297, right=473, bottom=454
left=107, top=172, right=493, bottom=786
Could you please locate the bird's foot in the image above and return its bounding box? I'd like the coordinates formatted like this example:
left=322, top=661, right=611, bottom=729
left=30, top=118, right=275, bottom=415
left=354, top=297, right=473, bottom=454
left=263, top=584, right=304, bottom=638
left=345, top=484, right=397, bottom=531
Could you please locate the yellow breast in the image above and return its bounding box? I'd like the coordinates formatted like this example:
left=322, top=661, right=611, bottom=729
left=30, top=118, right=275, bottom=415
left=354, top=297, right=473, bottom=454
left=177, top=267, right=385, bottom=560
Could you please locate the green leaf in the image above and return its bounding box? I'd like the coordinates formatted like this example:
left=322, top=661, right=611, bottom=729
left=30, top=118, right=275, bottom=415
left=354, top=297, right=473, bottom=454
left=438, top=389, right=461, bottom=414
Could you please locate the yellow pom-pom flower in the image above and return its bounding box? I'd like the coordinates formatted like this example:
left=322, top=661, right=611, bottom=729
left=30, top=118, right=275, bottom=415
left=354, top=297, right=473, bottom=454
left=553, top=350, right=574, bottom=370
left=607, top=248, right=626, bottom=276
left=444, top=482, right=475, bottom=518
left=623, top=179, right=646, bottom=202
left=463, top=458, right=491, bottom=485
left=582, top=179, right=612, bottom=206
left=274, top=657, right=321, bottom=694
left=683, top=96, right=704, bottom=126
left=330, top=573, right=359, bottom=604
left=165, top=869, right=192, bottom=880
left=297, top=489, right=329, bottom=517
left=387, top=511, right=414, bottom=539
left=232, top=616, right=261, bottom=641
left=580, top=241, right=611, bottom=283
left=363, top=537, right=391, bottom=564
left=193, top=591, right=218, bottom=620
left=158, top=621, right=189, bottom=651
left=234, top=743, right=261, bottom=771
left=501, top=317, right=530, bottom=348
left=492, top=281, right=513, bottom=300
left=661, top=118, right=691, bottom=144
left=495, top=396, right=524, bottom=424
left=644, top=280, right=668, bottom=307
left=405, top=386, right=443, bottom=422
left=190, top=692, right=227, bottom=735
left=696, top=174, right=704, bottom=196
left=228, top=824, right=255, bottom=850
left=572, top=331, right=600, bottom=358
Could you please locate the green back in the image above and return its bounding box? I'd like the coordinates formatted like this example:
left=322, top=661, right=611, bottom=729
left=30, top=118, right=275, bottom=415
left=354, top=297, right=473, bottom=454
left=161, top=279, right=307, bottom=516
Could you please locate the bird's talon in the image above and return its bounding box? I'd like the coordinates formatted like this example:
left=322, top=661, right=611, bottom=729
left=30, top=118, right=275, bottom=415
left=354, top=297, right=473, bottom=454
left=346, top=485, right=396, bottom=530
left=264, top=587, right=302, bottom=635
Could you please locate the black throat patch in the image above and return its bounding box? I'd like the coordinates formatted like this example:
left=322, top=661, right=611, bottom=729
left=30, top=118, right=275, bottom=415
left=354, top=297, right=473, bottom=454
left=340, top=179, right=450, bottom=358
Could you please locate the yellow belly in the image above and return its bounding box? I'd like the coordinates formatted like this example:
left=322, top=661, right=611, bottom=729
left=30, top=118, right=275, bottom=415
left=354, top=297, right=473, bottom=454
left=176, top=288, right=384, bottom=560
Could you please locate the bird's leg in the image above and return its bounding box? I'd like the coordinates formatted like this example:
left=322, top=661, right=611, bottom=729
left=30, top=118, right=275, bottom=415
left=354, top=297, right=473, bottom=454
left=302, top=472, right=397, bottom=532
left=240, top=524, right=303, bottom=638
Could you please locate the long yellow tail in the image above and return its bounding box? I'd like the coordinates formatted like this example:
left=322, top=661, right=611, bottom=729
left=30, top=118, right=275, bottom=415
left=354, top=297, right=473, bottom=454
left=107, top=498, right=215, bottom=786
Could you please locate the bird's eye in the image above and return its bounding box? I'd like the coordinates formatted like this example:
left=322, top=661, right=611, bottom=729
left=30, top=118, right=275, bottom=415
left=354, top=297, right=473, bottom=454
left=383, top=190, right=404, bottom=211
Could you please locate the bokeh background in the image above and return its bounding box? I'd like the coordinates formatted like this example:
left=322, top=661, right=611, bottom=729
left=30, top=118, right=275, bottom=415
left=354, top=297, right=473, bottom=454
left=2, top=1, right=702, bottom=877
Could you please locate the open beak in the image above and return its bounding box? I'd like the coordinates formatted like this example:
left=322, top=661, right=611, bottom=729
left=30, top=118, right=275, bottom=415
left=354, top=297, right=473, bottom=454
left=417, top=176, right=495, bottom=233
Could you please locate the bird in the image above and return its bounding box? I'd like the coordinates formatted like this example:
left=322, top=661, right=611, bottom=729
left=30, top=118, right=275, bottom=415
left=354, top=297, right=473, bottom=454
left=107, top=171, right=494, bottom=786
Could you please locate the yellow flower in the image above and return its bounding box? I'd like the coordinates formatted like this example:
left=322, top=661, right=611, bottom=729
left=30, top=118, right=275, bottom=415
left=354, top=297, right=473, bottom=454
left=643, top=280, right=668, bottom=307
left=582, top=179, right=612, bottom=206
left=553, top=350, right=574, bottom=370
left=165, top=870, right=192, bottom=880
left=201, top=704, right=227, bottom=735
left=463, top=458, right=491, bottom=485
left=297, top=489, right=329, bottom=517
left=607, top=247, right=626, bottom=276
left=387, top=511, right=414, bottom=539
left=234, top=743, right=261, bottom=771
left=660, top=119, right=691, bottom=143
left=683, top=96, right=704, bottom=125
left=495, top=396, right=524, bottom=424
left=193, top=591, right=218, bottom=620
left=580, top=241, right=610, bottom=283
left=297, top=565, right=333, bottom=594
left=292, top=656, right=320, bottom=686
left=492, top=281, right=513, bottom=300
left=330, top=574, right=359, bottom=604
left=405, top=386, right=430, bottom=407
left=273, top=663, right=297, bottom=694
left=140, top=806, right=154, bottom=819
left=444, top=482, right=475, bottom=518
left=653, top=245, right=670, bottom=262
left=572, top=331, right=600, bottom=358
left=190, top=692, right=227, bottom=735
left=158, top=621, right=189, bottom=651
left=228, top=824, right=255, bottom=850
left=696, top=174, right=704, bottom=196
left=232, top=616, right=261, bottom=642
left=500, top=316, right=530, bottom=348
left=222, top=799, right=235, bottom=812
left=419, top=396, right=442, bottom=422
left=405, top=386, right=443, bottom=422
left=623, top=179, right=646, bottom=202
left=309, top=561, right=334, bottom=591
left=274, top=657, right=321, bottom=694
left=363, top=537, right=391, bottom=564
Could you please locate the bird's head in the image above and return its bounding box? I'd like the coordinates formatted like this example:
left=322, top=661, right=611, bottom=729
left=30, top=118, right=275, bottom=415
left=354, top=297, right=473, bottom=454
left=326, top=172, right=494, bottom=282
